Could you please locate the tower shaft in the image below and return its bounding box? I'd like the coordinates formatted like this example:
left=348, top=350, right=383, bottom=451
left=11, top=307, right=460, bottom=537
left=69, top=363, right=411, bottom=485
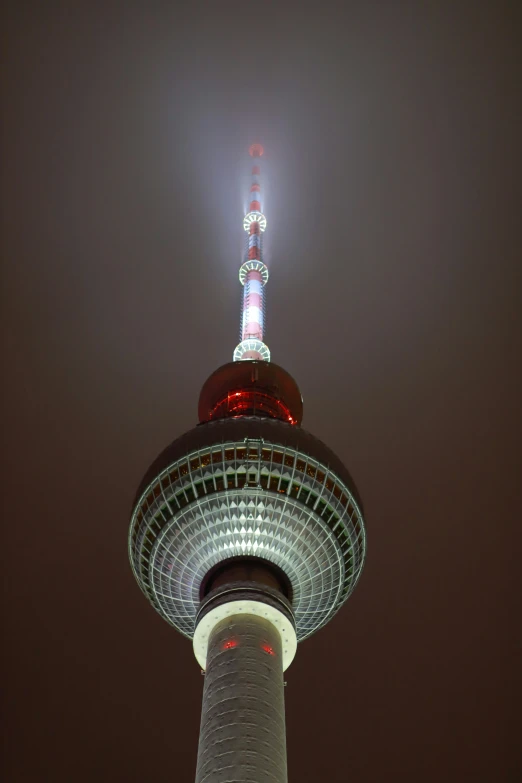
left=195, top=612, right=288, bottom=783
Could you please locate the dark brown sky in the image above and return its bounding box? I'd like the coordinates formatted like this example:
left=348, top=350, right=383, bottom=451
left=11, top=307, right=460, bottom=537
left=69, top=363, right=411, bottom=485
left=2, top=2, right=521, bottom=781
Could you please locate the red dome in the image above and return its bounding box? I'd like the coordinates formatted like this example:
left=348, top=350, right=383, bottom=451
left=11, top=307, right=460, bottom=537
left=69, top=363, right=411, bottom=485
left=198, top=361, right=304, bottom=426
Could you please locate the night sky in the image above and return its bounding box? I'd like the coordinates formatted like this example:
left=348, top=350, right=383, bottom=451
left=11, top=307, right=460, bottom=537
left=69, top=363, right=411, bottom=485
left=2, top=2, right=521, bottom=781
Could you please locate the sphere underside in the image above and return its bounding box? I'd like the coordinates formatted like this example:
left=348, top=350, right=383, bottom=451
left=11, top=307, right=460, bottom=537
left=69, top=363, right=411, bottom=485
left=129, top=417, right=366, bottom=641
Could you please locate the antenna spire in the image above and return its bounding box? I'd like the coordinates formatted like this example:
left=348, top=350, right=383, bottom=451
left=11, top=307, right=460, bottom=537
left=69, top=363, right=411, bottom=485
left=233, top=144, right=270, bottom=362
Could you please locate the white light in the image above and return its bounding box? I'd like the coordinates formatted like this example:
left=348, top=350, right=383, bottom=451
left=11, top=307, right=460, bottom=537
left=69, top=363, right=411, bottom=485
left=193, top=599, right=298, bottom=672
left=245, top=279, right=263, bottom=295
left=233, top=339, right=271, bottom=362
left=242, top=306, right=263, bottom=328
left=243, top=211, right=267, bottom=232
left=239, top=261, right=269, bottom=286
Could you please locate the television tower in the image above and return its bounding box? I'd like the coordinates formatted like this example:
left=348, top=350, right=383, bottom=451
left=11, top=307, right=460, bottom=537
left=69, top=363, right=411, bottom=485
left=129, top=144, right=366, bottom=782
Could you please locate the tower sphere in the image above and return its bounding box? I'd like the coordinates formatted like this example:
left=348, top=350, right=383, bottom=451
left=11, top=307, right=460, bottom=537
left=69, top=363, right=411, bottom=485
left=129, top=415, right=365, bottom=642
left=249, top=142, right=264, bottom=157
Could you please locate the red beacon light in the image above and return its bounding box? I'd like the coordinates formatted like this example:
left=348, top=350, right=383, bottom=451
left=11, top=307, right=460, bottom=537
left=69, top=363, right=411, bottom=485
left=249, top=143, right=264, bottom=158
left=262, top=644, right=276, bottom=656
left=222, top=639, right=238, bottom=651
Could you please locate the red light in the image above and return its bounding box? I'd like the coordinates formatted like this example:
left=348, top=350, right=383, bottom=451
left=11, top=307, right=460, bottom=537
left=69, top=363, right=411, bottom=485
left=262, top=644, right=275, bottom=656
left=211, top=389, right=298, bottom=425
left=249, top=143, right=264, bottom=158
left=222, top=639, right=238, bottom=650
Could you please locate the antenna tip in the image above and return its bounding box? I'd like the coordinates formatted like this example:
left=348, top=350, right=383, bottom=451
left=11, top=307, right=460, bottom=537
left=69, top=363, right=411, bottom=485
left=249, top=143, right=264, bottom=158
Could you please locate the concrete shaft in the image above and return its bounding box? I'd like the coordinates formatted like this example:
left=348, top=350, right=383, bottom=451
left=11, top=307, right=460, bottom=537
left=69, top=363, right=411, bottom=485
left=195, top=613, right=287, bottom=783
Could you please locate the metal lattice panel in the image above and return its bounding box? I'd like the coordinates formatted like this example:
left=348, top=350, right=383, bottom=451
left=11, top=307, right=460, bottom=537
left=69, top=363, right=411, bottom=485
left=149, top=491, right=343, bottom=638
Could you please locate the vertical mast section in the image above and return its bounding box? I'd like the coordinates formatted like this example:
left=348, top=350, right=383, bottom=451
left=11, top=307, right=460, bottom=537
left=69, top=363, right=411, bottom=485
left=233, top=143, right=270, bottom=362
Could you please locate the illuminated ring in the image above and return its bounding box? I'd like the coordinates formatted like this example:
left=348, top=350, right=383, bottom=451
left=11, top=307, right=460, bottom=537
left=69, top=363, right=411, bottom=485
left=239, top=261, right=269, bottom=286
left=243, top=211, right=267, bottom=232
left=233, top=339, right=270, bottom=362
left=193, top=599, right=297, bottom=672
